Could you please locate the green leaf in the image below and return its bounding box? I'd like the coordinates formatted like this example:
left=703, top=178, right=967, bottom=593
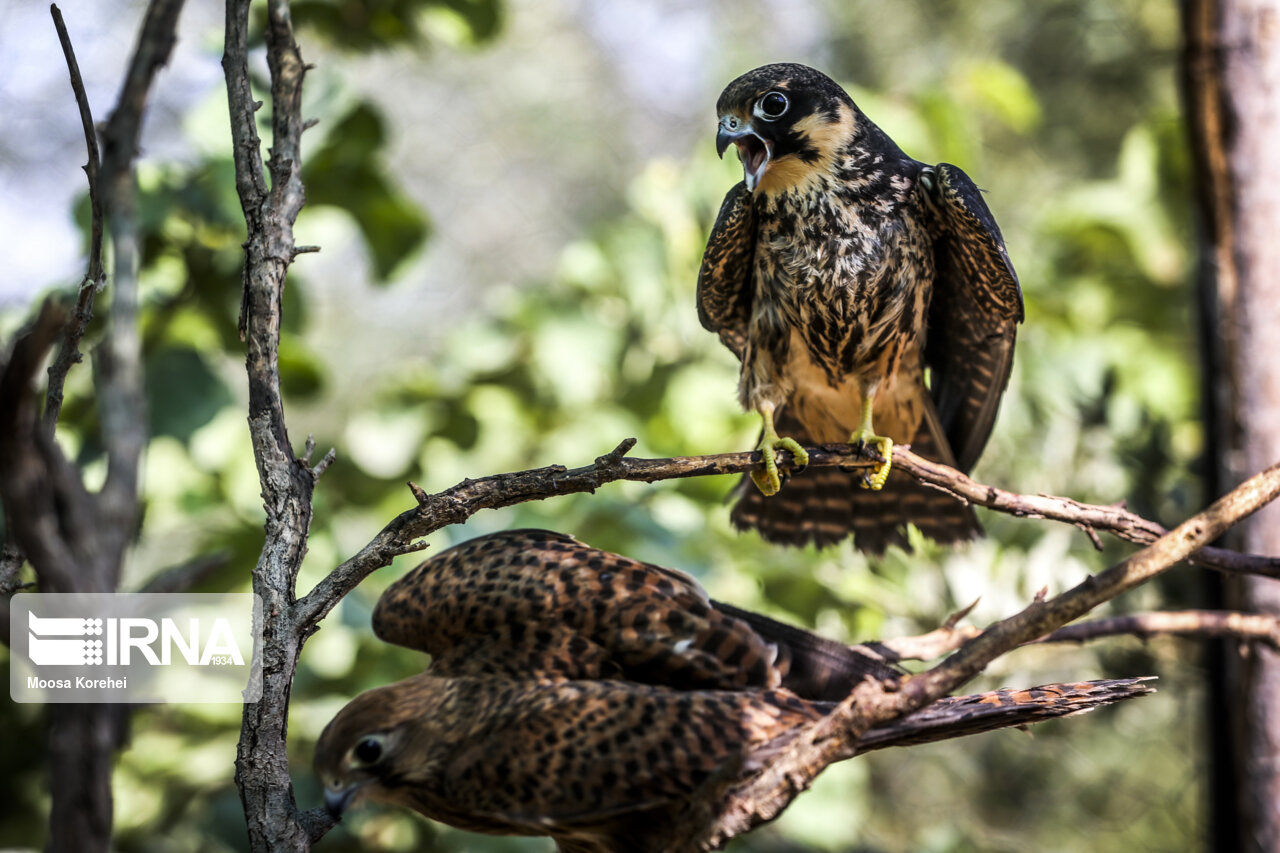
left=303, top=103, right=430, bottom=280
left=145, top=346, right=234, bottom=443
left=291, top=0, right=503, bottom=50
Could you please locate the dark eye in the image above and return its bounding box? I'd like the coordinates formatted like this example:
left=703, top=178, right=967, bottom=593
left=353, top=736, right=384, bottom=766
left=755, top=91, right=789, bottom=120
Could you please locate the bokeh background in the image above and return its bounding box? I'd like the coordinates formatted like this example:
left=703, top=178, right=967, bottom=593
left=0, top=0, right=1203, bottom=850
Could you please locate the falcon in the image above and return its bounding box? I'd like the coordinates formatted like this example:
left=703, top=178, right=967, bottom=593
left=317, top=673, right=1152, bottom=853
left=698, top=63, right=1024, bottom=552
left=316, top=531, right=1153, bottom=851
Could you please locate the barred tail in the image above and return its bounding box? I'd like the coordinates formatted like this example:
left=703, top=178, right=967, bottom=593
left=856, top=678, right=1157, bottom=752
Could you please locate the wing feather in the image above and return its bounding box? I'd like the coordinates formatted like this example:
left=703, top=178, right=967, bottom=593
left=922, top=162, right=1024, bottom=473
left=697, top=181, right=756, bottom=359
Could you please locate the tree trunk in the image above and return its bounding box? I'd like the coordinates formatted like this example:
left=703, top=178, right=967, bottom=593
left=45, top=705, right=127, bottom=853
left=1184, top=0, right=1280, bottom=848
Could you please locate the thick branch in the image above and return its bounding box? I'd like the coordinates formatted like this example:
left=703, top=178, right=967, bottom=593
left=676, top=460, right=1280, bottom=849
left=0, top=300, right=83, bottom=593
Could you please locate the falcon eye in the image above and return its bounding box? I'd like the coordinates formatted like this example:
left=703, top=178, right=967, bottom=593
left=352, top=735, right=385, bottom=766
left=754, top=91, right=789, bottom=121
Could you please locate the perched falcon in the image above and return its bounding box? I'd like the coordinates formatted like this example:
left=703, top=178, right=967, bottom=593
left=698, top=63, right=1024, bottom=552
left=316, top=531, right=1154, bottom=851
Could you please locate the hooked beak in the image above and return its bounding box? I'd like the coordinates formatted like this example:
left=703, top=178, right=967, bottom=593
left=324, top=783, right=360, bottom=818
left=717, top=117, right=772, bottom=192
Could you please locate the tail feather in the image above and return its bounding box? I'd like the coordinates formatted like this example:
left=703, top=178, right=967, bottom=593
left=856, top=677, right=1157, bottom=752
left=731, top=406, right=980, bottom=553
left=711, top=599, right=902, bottom=700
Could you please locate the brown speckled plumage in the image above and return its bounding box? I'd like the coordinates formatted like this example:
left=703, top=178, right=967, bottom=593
left=699, top=64, right=1024, bottom=552
left=316, top=532, right=1154, bottom=852
left=373, top=528, right=897, bottom=699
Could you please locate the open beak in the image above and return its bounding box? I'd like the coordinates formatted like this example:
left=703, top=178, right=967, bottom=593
left=716, top=118, right=772, bottom=192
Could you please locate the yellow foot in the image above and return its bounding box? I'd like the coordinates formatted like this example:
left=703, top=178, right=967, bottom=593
left=750, top=435, right=809, bottom=496
left=851, top=428, right=893, bottom=491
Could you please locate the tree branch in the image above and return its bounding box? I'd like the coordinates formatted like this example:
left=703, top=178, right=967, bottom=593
left=0, top=300, right=82, bottom=594
left=1039, top=609, right=1280, bottom=650
left=866, top=607, right=1280, bottom=664
left=672, top=460, right=1280, bottom=850
left=0, top=5, right=187, bottom=852
left=136, top=550, right=234, bottom=594
left=224, top=0, right=321, bottom=849
left=44, top=4, right=106, bottom=435
left=296, top=441, right=1280, bottom=630
left=899, top=461, right=1280, bottom=710
left=891, top=447, right=1280, bottom=578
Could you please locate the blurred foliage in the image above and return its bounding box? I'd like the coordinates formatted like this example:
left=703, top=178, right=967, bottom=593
left=291, top=0, right=503, bottom=50
left=0, top=0, right=1207, bottom=851
left=305, top=104, right=430, bottom=280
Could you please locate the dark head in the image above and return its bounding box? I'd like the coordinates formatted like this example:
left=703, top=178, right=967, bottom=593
left=714, top=63, right=859, bottom=195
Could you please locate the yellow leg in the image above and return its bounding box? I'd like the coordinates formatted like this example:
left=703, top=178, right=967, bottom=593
left=850, top=390, right=892, bottom=491
left=750, top=401, right=809, bottom=496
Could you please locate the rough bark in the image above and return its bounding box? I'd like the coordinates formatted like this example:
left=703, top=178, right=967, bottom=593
left=1184, top=0, right=1280, bottom=848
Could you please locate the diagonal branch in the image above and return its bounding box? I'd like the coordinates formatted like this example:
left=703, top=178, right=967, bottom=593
left=892, top=461, right=1280, bottom=717
left=892, top=447, right=1277, bottom=577
left=672, top=459, right=1280, bottom=849
left=867, top=607, right=1280, bottom=664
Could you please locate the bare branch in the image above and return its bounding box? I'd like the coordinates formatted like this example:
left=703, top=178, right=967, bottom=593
left=672, top=460, right=1280, bottom=849
left=4, top=5, right=188, bottom=851
left=136, top=550, right=234, bottom=594
left=44, top=5, right=105, bottom=434
left=223, top=0, right=324, bottom=849
left=296, top=441, right=1279, bottom=630
left=310, top=447, right=336, bottom=480
left=892, top=447, right=1280, bottom=578
left=1040, top=609, right=1280, bottom=650
left=900, top=461, right=1280, bottom=708
left=864, top=622, right=981, bottom=664
left=863, top=607, right=1280, bottom=666
left=296, top=439, right=868, bottom=625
